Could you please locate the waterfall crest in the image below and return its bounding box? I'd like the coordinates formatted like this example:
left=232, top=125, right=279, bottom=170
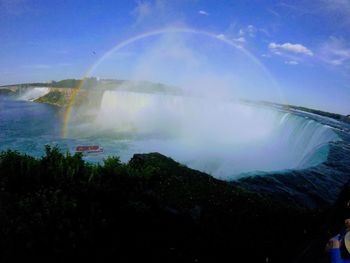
left=75, top=90, right=340, bottom=178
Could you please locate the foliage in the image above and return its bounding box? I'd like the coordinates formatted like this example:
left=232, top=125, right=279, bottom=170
left=34, top=91, right=68, bottom=107
left=50, top=79, right=82, bottom=88
left=0, top=147, right=328, bottom=262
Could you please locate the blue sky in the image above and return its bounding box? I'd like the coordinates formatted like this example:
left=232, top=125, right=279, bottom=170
left=0, top=0, right=350, bottom=114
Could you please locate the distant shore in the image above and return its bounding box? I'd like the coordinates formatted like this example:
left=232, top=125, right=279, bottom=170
left=1, top=78, right=349, bottom=123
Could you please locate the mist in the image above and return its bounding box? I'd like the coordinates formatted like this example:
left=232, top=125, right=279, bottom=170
left=66, top=31, right=339, bottom=178
left=18, top=87, right=50, bottom=101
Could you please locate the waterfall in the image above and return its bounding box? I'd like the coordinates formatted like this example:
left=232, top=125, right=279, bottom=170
left=18, top=87, right=50, bottom=101
left=80, top=90, right=341, bottom=178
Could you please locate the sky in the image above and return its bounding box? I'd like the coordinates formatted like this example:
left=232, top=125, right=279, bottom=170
left=0, top=0, right=350, bottom=114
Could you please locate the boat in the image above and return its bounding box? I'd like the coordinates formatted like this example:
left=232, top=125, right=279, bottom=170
left=75, top=145, right=104, bottom=155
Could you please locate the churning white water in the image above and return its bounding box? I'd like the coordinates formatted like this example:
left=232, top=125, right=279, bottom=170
left=19, top=87, right=50, bottom=101
left=77, top=90, right=340, bottom=179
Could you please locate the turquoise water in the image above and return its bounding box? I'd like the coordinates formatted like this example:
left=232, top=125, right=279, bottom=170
left=0, top=96, right=124, bottom=160
left=0, top=96, right=66, bottom=154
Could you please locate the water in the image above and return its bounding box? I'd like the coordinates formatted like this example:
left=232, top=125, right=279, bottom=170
left=0, top=96, right=65, bottom=155
left=68, top=91, right=340, bottom=178
left=0, top=91, right=342, bottom=178
left=1, top=93, right=350, bottom=207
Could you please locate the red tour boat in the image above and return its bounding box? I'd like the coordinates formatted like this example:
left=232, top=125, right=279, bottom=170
left=75, top=145, right=104, bottom=155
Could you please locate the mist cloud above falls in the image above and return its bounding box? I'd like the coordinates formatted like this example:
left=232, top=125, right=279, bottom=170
left=93, top=31, right=281, bottom=102
left=83, top=30, right=285, bottom=145
left=68, top=30, right=297, bottom=177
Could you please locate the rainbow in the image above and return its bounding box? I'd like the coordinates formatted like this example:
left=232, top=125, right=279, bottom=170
left=62, top=27, right=284, bottom=138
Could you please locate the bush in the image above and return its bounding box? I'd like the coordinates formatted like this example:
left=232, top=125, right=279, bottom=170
left=0, top=147, right=326, bottom=262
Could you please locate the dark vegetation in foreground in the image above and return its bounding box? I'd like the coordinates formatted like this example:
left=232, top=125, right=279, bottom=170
left=0, top=146, right=346, bottom=262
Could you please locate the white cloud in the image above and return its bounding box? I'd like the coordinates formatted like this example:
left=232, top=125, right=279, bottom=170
left=198, top=10, right=209, bottom=16
left=131, top=0, right=182, bottom=27
left=259, top=28, right=271, bottom=37
left=267, top=8, right=280, bottom=17
left=280, top=1, right=350, bottom=27
left=320, top=0, right=350, bottom=25
left=216, top=34, right=226, bottom=41
left=239, top=25, right=257, bottom=37
left=285, top=60, right=299, bottom=65
left=319, top=36, right=350, bottom=66
left=246, top=25, right=257, bottom=35
left=215, top=34, right=245, bottom=47
left=269, top=42, right=313, bottom=56
left=220, top=22, right=247, bottom=46
left=273, top=50, right=282, bottom=55
left=233, top=37, right=245, bottom=43
left=131, top=1, right=152, bottom=24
